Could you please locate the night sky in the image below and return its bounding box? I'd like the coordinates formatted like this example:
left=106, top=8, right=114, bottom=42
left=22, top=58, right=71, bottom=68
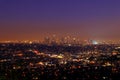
left=0, top=0, right=120, bottom=41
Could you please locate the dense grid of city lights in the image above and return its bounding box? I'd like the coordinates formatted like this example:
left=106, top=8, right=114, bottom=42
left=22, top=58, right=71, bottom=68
left=1, top=0, right=120, bottom=80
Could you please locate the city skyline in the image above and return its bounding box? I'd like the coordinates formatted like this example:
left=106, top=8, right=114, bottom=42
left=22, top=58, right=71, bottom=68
left=0, top=0, right=120, bottom=41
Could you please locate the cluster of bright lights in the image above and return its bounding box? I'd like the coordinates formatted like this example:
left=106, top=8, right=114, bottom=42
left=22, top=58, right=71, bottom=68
left=92, top=40, right=98, bottom=45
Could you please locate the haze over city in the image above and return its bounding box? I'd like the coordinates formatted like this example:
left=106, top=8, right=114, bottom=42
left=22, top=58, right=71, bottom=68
left=2, top=1, right=120, bottom=80
left=0, top=0, right=120, bottom=41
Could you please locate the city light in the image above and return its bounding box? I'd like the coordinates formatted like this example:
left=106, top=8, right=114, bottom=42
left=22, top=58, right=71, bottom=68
left=1, top=0, right=120, bottom=79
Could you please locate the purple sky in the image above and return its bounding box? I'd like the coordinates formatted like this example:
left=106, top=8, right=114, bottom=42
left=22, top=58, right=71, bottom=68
left=0, top=0, right=120, bottom=41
